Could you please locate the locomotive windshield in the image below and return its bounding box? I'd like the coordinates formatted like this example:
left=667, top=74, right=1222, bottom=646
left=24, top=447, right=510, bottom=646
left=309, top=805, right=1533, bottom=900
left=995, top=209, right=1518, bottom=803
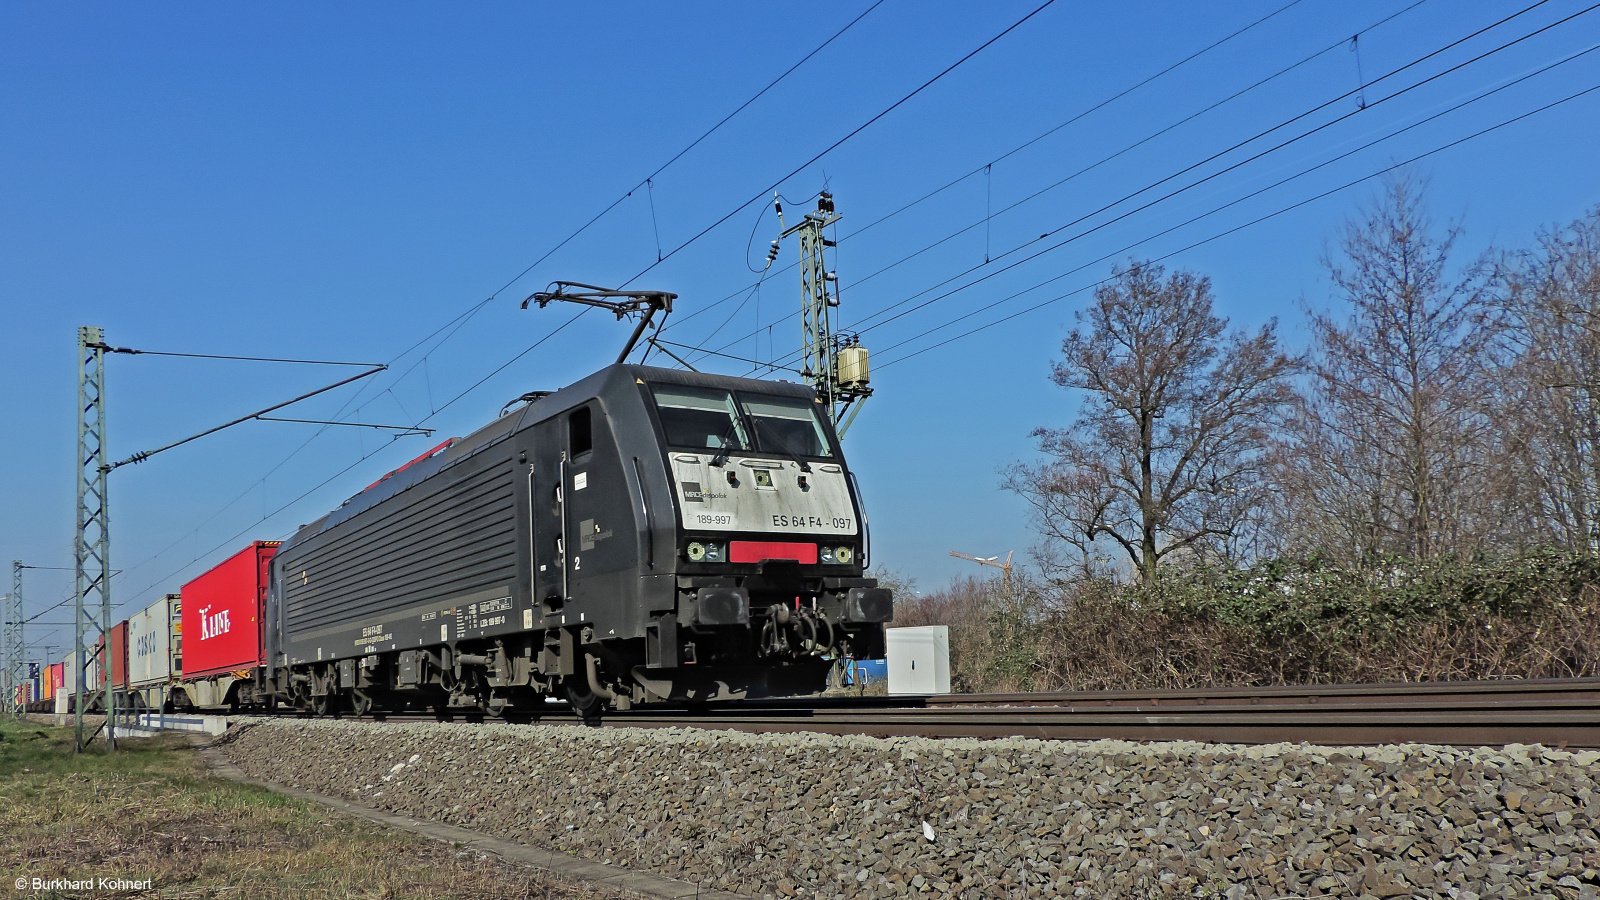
left=652, top=385, right=751, bottom=451
left=739, top=394, right=834, bottom=458
left=649, top=383, right=835, bottom=458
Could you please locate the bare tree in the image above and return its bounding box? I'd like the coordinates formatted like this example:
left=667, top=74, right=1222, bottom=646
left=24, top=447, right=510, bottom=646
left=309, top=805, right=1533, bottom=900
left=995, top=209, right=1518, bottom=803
left=1273, top=174, right=1497, bottom=562
left=1007, top=261, right=1298, bottom=583
left=1491, top=209, right=1600, bottom=551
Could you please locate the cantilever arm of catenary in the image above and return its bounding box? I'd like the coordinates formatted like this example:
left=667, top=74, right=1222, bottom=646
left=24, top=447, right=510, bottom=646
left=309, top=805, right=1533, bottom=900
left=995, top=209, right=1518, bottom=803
left=98, top=350, right=391, bottom=472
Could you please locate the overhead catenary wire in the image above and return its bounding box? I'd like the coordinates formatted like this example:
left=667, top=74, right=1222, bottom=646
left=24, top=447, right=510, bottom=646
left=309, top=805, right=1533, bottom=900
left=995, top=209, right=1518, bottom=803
left=11, top=568, right=87, bottom=644
left=610, top=0, right=1065, bottom=292
left=839, top=1, right=1430, bottom=294
left=107, top=364, right=388, bottom=472
left=489, top=0, right=888, bottom=300
left=20, top=577, right=120, bottom=627
left=112, top=310, right=590, bottom=616
left=868, top=44, right=1600, bottom=355
left=93, top=349, right=382, bottom=366
left=650, top=339, right=805, bottom=374
left=813, top=0, right=1586, bottom=346
left=102, top=8, right=888, bottom=599
left=662, top=0, right=1317, bottom=338
left=836, top=0, right=1598, bottom=345
left=669, top=0, right=1435, bottom=358
left=872, top=78, right=1600, bottom=372
left=722, top=0, right=1590, bottom=374
left=89, top=1, right=1575, bottom=620
left=764, top=60, right=1600, bottom=377
left=111, top=296, right=494, bottom=588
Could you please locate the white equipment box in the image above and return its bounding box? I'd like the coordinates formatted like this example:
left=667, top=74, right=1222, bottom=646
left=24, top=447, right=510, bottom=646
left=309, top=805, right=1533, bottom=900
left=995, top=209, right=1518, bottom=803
left=886, top=625, right=951, bottom=695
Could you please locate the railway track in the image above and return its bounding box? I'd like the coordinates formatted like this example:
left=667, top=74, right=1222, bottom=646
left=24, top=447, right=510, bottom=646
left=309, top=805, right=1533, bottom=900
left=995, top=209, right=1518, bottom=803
left=237, top=677, right=1600, bottom=749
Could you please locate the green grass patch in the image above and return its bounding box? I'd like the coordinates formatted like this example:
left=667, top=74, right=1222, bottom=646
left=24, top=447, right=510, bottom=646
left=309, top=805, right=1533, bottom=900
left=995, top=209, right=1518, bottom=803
left=0, top=718, right=632, bottom=899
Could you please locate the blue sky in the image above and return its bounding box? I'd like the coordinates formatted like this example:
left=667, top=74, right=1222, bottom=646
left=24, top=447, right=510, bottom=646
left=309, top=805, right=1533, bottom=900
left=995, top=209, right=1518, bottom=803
left=4, top=1, right=1598, bottom=658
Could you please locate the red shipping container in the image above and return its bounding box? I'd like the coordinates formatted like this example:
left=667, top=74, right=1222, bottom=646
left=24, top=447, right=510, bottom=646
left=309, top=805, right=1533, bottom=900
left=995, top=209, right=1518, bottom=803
left=110, top=621, right=129, bottom=690
left=181, top=541, right=279, bottom=679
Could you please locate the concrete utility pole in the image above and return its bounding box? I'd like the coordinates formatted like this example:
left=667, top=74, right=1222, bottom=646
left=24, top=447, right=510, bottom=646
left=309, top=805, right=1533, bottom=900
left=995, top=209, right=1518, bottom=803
left=775, top=192, right=873, bottom=438
left=75, top=326, right=115, bottom=751
left=950, top=550, right=1015, bottom=595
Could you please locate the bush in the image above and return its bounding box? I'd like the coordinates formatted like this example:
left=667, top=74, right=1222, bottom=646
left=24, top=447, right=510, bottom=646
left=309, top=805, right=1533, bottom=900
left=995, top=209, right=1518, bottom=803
left=897, top=552, right=1600, bottom=692
left=892, top=575, right=1043, bottom=693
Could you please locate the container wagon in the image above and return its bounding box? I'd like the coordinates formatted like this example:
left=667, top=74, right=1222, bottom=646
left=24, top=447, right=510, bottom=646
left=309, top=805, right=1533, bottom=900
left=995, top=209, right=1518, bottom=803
left=175, top=542, right=278, bottom=710
left=108, top=621, right=129, bottom=709
left=127, top=593, right=183, bottom=711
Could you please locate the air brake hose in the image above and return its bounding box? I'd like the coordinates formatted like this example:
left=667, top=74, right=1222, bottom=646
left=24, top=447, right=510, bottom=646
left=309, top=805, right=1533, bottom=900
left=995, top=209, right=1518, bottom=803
left=584, top=653, right=617, bottom=702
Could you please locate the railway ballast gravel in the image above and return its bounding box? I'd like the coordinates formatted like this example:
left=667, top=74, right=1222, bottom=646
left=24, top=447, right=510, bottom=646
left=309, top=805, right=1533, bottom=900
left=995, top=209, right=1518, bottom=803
left=221, top=718, right=1600, bottom=899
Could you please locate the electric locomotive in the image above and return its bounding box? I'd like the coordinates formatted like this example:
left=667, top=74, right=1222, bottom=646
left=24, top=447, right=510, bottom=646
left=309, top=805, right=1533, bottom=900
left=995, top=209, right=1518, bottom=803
left=264, top=363, right=892, bottom=719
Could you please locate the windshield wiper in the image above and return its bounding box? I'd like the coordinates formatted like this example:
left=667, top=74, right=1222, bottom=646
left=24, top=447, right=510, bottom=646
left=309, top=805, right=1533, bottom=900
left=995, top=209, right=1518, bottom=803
left=708, top=419, right=741, bottom=467
left=754, top=420, right=812, bottom=473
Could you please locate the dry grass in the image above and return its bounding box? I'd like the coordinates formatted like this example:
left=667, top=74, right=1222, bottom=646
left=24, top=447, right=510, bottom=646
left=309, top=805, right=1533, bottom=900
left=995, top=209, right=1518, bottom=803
left=0, top=720, right=636, bottom=899
left=893, top=575, right=1042, bottom=694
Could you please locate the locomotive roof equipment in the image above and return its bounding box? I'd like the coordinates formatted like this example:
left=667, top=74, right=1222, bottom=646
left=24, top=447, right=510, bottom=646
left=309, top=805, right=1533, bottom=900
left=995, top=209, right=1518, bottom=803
left=521, top=282, right=677, bottom=365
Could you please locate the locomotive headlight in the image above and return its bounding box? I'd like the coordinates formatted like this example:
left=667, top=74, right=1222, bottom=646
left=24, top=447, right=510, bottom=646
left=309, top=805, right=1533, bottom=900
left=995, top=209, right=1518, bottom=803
left=686, top=542, right=707, bottom=562
left=820, top=546, right=836, bottom=564
left=834, top=546, right=854, bottom=564
left=704, top=542, right=725, bottom=562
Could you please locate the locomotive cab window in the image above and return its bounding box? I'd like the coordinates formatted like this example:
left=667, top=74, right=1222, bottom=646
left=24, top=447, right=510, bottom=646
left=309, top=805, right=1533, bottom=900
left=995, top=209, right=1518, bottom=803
left=738, top=394, right=835, bottom=458
left=568, top=406, right=593, bottom=457
left=649, top=385, right=750, bottom=452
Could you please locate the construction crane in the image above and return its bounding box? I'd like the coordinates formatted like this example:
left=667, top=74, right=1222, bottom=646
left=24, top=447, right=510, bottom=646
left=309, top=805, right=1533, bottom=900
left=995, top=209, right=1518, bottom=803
left=949, top=550, right=1015, bottom=594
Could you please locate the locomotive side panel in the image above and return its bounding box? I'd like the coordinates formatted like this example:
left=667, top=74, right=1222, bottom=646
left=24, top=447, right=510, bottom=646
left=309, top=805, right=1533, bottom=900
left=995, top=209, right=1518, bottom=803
left=279, top=439, right=523, bottom=665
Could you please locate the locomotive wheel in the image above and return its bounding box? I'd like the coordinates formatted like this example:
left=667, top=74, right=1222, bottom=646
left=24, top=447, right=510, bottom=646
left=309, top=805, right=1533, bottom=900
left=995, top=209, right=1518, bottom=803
left=565, top=681, right=604, bottom=725
left=350, top=690, right=373, bottom=717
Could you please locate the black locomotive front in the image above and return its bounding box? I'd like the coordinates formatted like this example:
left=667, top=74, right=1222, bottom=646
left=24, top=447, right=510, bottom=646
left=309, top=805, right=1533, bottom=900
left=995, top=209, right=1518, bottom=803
left=266, top=363, right=891, bottom=719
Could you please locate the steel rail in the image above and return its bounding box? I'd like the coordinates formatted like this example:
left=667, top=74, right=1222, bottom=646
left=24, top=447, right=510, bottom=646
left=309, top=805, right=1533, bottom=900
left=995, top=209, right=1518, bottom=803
left=222, top=677, right=1600, bottom=749
left=925, top=676, right=1600, bottom=709
left=591, top=698, right=1600, bottom=748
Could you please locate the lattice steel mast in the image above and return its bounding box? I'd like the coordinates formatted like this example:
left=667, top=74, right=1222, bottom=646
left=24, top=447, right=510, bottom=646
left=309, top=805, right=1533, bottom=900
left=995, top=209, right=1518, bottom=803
left=2, top=562, right=22, bottom=715
left=74, top=326, right=115, bottom=751
left=776, top=192, right=872, bottom=437
left=62, top=330, right=393, bottom=749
